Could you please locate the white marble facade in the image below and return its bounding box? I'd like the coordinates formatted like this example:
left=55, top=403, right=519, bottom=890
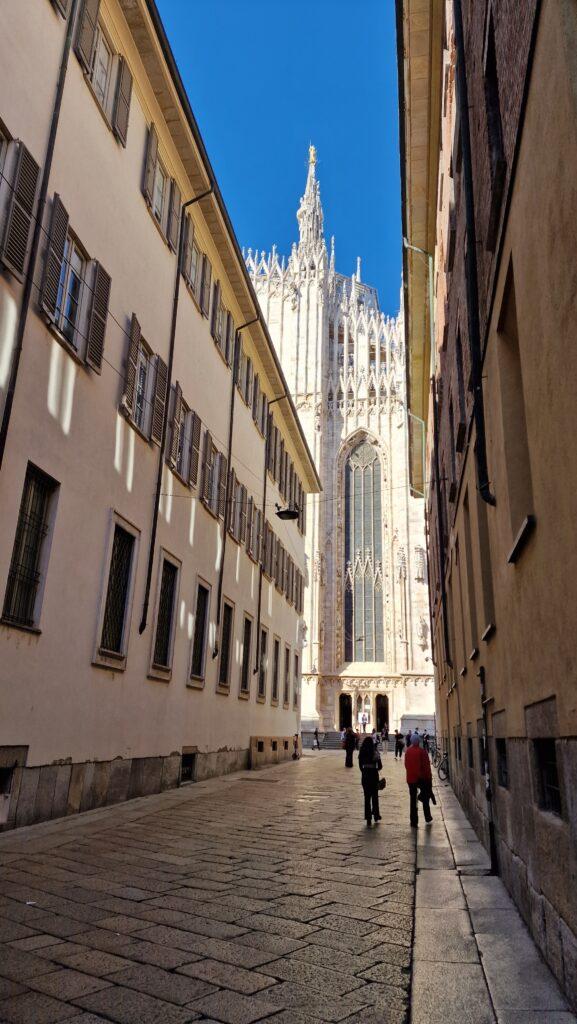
left=247, top=147, right=434, bottom=732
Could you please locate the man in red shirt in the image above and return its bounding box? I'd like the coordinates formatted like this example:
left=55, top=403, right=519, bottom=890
left=405, top=734, right=433, bottom=827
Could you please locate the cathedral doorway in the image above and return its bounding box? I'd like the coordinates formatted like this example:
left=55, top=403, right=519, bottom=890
left=339, top=694, right=352, bottom=730
left=376, top=694, right=389, bottom=733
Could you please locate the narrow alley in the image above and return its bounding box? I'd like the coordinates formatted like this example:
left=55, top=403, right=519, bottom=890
left=0, top=752, right=573, bottom=1024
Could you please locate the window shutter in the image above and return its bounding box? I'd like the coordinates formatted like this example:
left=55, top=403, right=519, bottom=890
left=261, top=393, right=269, bottom=437
left=225, top=313, right=234, bottom=365
left=181, top=214, right=194, bottom=282
left=169, top=381, right=182, bottom=467
left=151, top=355, right=168, bottom=444
left=277, top=439, right=284, bottom=488
left=210, top=280, right=221, bottom=339
left=227, top=470, right=237, bottom=536
left=255, top=508, right=263, bottom=564
left=252, top=374, right=260, bottom=423
left=239, top=485, right=248, bottom=544
left=142, top=124, right=158, bottom=206
left=0, top=144, right=40, bottom=281
left=86, top=261, right=111, bottom=372
left=188, top=412, right=201, bottom=485
left=302, top=493, right=307, bottom=535
left=201, top=430, right=213, bottom=505
left=167, top=180, right=181, bottom=253
left=75, top=0, right=101, bottom=73
left=200, top=255, right=211, bottom=317
left=246, top=497, right=254, bottom=556
left=237, top=347, right=246, bottom=393
left=217, top=453, right=228, bottom=519
left=244, top=357, right=253, bottom=406
left=122, top=313, right=140, bottom=417
left=40, top=194, right=69, bottom=320
left=112, top=56, right=133, bottom=147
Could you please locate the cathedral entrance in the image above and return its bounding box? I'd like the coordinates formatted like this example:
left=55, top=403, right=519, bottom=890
left=339, top=693, right=352, bottom=730
left=376, top=694, right=389, bottom=733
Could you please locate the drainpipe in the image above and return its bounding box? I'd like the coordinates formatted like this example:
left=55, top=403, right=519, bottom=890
left=478, top=664, right=499, bottom=874
left=139, top=186, right=213, bottom=634
left=431, top=376, right=453, bottom=669
left=453, top=0, right=496, bottom=507
left=0, top=0, right=80, bottom=472
left=253, top=393, right=287, bottom=674
left=212, top=314, right=260, bottom=658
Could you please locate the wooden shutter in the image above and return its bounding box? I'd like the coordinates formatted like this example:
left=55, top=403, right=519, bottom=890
left=227, top=470, right=237, bottom=536
left=244, top=357, right=253, bottom=406
left=239, top=485, right=248, bottom=544
left=252, top=374, right=260, bottom=422
left=151, top=355, right=168, bottom=444
left=200, top=256, right=211, bottom=317
left=225, top=313, right=234, bottom=365
left=0, top=144, right=40, bottom=281
left=210, top=280, right=221, bottom=339
left=40, top=194, right=69, bottom=320
left=142, top=124, right=158, bottom=206
left=217, top=453, right=228, bottom=519
left=261, top=394, right=269, bottom=437
left=237, top=347, right=246, bottom=393
left=255, top=508, right=263, bottom=564
left=169, top=382, right=182, bottom=466
left=112, top=56, right=133, bottom=147
left=181, top=214, right=194, bottom=282
left=122, top=313, right=140, bottom=417
left=188, top=412, right=201, bottom=485
left=246, top=497, right=254, bottom=556
left=167, top=180, right=181, bottom=253
left=277, top=439, right=284, bottom=488
left=86, top=261, right=111, bottom=372
left=75, top=0, right=101, bottom=73
left=201, top=430, right=213, bottom=505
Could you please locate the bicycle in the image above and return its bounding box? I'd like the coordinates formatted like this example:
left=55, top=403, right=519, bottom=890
left=437, top=750, right=449, bottom=782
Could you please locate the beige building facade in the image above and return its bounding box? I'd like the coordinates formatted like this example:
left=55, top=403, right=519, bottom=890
left=0, top=0, right=319, bottom=829
left=398, top=0, right=577, bottom=1009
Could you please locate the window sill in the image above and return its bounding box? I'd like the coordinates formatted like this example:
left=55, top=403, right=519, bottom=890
left=44, top=321, right=88, bottom=369
left=216, top=684, right=230, bottom=696
left=256, top=695, right=266, bottom=704
left=120, top=404, right=153, bottom=446
left=148, top=665, right=172, bottom=683
left=200, top=499, right=219, bottom=521
left=482, top=622, right=496, bottom=643
left=283, top=702, right=290, bottom=710
left=83, top=72, right=116, bottom=140
left=507, top=515, right=536, bottom=565
left=459, top=666, right=467, bottom=677
left=93, top=649, right=127, bottom=672
left=238, top=690, right=250, bottom=701
left=143, top=195, right=170, bottom=249
left=0, top=618, right=42, bottom=636
left=187, top=677, right=205, bottom=690
left=469, top=647, right=479, bottom=661
left=271, top=698, right=279, bottom=707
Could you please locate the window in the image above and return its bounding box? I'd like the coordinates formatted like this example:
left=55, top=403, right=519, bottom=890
left=496, top=739, right=508, bottom=788
left=90, top=25, right=113, bottom=109
left=153, top=161, right=168, bottom=225
left=257, top=627, right=268, bottom=700
left=272, top=637, right=280, bottom=704
left=100, top=523, right=136, bottom=656
left=2, top=465, right=58, bottom=629
left=240, top=616, right=252, bottom=695
left=55, top=237, right=85, bottom=346
left=534, top=739, right=562, bottom=816
left=121, top=316, right=167, bottom=443
left=142, top=124, right=180, bottom=249
left=467, top=736, right=474, bottom=769
left=152, top=557, right=179, bottom=670
left=283, top=646, right=291, bottom=706
left=189, top=240, right=202, bottom=302
left=0, top=140, right=40, bottom=280
left=344, top=440, right=384, bottom=662
left=293, top=653, right=299, bottom=709
left=219, top=600, right=234, bottom=689
left=190, top=581, right=210, bottom=681
left=134, top=342, right=154, bottom=436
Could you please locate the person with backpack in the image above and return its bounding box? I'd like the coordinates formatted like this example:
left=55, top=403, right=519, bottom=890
left=404, top=733, right=433, bottom=827
left=358, top=735, right=384, bottom=826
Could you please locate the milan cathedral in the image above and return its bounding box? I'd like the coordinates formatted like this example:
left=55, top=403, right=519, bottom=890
left=247, top=147, right=434, bottom=733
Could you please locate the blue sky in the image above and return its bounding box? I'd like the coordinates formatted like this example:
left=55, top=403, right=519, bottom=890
left=156, top=0, right=402, bottom=316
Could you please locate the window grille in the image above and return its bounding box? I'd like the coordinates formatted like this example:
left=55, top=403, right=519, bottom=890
left=219, top=601, right=234, bottom=687
left=344, top=441, right=384, bottom=661
left=153, top=559, right=178, bottom=668
left=100, top=525, right=134, bottom=653
left=191, top=583, right=209, bottom=679
left=240, top=617, right=252, bottom=693
left=3, top=465, right=57, bottom=628
left=534, top=739, right=562, bottom=816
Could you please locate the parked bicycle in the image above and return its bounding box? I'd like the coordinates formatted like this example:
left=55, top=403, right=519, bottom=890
left=437, top=750, right=449, bottom=782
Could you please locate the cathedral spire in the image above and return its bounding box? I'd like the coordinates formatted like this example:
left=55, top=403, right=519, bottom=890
left=296, top=144, right=326, bottom=262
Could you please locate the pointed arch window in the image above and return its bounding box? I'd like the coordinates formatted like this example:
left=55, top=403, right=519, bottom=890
left=344, top=440, right=384, bottom=662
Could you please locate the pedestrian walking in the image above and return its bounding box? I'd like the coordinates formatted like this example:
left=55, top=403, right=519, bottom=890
left=313, top=727, right=320, bottom=750
left=423, top=730, right=430, bottom=753
left=292, top=734, right=300, bottom=760
left=344, top=726, right=357, bottom=768
left=361, top=712, right=368, bottom=734
left=404, top=734, right=433, bottom=827
left=394, top=729, right=405, bottom=760
left=382, top=726, right=389, bottom=747
left=405, top=728, right=412, bottom=749
left=358, top=736, right=384, bottom=826
left=371, top=728, right=380, bottom=750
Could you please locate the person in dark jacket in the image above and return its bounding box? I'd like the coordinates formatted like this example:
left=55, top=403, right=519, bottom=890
left=394, top=729, right=405, bottom=759
left=358, top=736, right=383, bottom=826
left=344, top=727, right=357, bottom=768
left=405, top=734, right=433, bottom=826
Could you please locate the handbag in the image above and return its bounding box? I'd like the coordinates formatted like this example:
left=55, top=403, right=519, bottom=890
left=378, top=777, right=387, bottom=791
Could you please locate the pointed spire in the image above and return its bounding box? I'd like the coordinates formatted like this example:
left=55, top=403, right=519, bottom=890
left=296, top=143, right=326, bottom=263
left=356, top=256, right=361, bottom=282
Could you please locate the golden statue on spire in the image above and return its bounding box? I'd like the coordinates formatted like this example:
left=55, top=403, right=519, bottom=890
left=309, top=143, right=317, bottom=166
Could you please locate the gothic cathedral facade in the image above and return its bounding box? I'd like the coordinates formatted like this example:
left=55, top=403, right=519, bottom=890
left=247, top=148, right=434, bottom=734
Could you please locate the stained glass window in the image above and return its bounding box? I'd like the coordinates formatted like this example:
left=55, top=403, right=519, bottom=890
left=344, top=441, right=384, bottom=662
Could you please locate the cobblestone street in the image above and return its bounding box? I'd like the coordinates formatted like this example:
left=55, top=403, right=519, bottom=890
left=0, top=751, right=574, bottom=1024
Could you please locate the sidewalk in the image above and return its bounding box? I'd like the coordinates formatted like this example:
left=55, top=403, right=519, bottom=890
left=412, top=779, right=576, bottom=1024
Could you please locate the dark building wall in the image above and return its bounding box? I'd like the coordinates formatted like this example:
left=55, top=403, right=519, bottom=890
left=429, top=0, right=577, bottom=1009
